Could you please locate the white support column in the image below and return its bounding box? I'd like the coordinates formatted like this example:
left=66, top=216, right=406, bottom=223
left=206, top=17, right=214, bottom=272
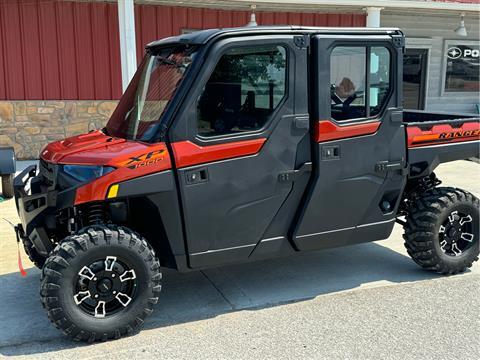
left=118, top=0, right=137, bottom=92
left=365, top=7, right=383, bottom=28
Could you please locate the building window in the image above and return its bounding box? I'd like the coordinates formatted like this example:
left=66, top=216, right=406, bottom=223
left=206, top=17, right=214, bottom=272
left=330, top=45, right=392, bottom=121
left=197, top=45, right=287, bottom=137
left=444, top=42, right=479, bottom=93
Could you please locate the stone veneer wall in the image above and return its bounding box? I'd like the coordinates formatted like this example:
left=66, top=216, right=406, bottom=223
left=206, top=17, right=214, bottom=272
left=0, top=101, right=118, bottom=160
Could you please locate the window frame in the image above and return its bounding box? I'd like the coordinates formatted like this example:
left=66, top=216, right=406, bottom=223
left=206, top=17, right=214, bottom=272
left=441, top=39, right=480, bottom=96
left=328, top=42, right=394, bottom=123
left=194, top=42, right=290, bottom=141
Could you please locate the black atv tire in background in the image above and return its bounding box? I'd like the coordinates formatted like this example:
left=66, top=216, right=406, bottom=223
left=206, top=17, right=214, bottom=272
left=1, top=174, right=14, bottom=199
left=403, top=187, right=479, bottom=274
left=40, top=225, right=162, bottom=342
left=23, top=238, right=46, bottom=269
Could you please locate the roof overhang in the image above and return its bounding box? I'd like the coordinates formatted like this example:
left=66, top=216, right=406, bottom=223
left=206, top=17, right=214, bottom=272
left=137, top=0, right=480, bottom=13
left=146, top=25, right=403, bottom=49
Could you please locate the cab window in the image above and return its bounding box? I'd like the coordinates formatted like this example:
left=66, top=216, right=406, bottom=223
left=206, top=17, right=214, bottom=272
left=197, top=45, right=287, bottom=137
left=330, top=47, right=367, bottom=120
left=330, top=45, right=391, bottom=121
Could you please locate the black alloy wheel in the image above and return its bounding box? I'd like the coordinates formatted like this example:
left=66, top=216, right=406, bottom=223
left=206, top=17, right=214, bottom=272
left=403, top=187, right=479, bottom=274
left=40, top=225, right=162, bottom=342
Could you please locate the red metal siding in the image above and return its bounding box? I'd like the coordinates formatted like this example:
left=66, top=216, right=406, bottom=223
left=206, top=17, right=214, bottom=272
left=39, top=1, right=62, bottom=99
left=0, top=1, right=365, bottom=101
left=1, top=0, right=25, bottom=99
left=20, top=0, right=43, bottom=99
left=0, top=0, right=122, bottom=100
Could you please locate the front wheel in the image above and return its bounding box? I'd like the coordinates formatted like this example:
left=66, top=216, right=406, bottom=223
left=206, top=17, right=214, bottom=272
left=1, top=174, right=14, bottom=198
left=40, top=225, right=162, bottom=342
left=403, top=187, right=479, bottom=274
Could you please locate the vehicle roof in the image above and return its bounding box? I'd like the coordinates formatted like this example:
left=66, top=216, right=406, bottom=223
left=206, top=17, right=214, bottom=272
left=146, top=26, right=403, bottom=49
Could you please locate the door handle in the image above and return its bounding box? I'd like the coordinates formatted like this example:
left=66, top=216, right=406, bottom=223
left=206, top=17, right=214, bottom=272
left=321, top=145, right=340, bottom=160
left=185, top=168, right=209, bottom=184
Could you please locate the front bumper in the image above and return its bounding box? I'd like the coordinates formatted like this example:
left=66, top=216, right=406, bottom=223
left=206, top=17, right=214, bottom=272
left=14, top=165, right=75, bottom=256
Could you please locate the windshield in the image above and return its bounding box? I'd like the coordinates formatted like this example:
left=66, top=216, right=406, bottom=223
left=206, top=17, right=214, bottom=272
left=106, top=45, right=197, bottom=141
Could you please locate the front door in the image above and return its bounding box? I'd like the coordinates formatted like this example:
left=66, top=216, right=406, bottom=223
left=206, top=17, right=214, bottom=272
left=293, top=34, right=407, bottom=251
left=170, top=36, right=311, bottom=268
left=403, top=49, right=428, bottom=110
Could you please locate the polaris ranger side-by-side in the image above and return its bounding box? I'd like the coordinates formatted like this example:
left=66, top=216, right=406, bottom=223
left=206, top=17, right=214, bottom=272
left=13, top=27, right=479, bottom=341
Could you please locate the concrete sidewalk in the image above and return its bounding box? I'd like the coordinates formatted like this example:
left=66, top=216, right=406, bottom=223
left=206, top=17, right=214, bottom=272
left=0, top=160, right=478, bottom=359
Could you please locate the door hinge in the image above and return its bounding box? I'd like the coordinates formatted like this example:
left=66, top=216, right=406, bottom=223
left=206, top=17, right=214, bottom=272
left=391, top=34, right=405, bottom=48
left=278, top=162, right=312, bottom=183
left=375, top=160, right=407, bottom=175
left=294, top=35, right=310, bottom=49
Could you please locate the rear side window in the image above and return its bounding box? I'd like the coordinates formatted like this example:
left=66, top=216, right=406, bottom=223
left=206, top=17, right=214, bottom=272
left=330, top=45, right=391, bottom=121
left=197, top=45, right=287, bottom=137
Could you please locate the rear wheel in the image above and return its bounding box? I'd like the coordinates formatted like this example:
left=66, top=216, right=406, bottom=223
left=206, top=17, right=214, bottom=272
left=1, top=174, right=14, bottom=198
left=40, top=225, right=162, bottom=342
left=403, top=187, right=479, bottom=274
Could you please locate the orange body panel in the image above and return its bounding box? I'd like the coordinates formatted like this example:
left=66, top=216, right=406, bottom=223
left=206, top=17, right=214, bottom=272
left=314, top=120, right=380, bottom=142
left=74, top=142, right=171, bottom=205
left=171, top=139, right=267, bottom=168
left=407, top=122, right=480, bottom=148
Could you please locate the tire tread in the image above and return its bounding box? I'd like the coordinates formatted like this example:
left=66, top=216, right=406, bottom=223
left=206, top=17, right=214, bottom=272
left=403, top=187, right=479, bottom=275
left=40, top=225, right=161, bottom=342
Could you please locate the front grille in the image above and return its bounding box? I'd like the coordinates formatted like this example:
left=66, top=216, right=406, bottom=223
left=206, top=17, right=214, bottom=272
left=39, top=159, right=57, bottom=189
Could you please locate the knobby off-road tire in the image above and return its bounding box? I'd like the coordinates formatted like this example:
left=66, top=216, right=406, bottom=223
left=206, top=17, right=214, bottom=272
left=23, top=238, right=46, bottom=269
left=403, top=187, right=479, bottom=275
left=40, top=225, right=162, bottom=342
left=1, top=174, right=14, bottom=198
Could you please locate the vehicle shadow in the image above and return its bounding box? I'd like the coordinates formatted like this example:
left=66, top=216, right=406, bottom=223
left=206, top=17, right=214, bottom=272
left=0, top=238, right=444, bottom=356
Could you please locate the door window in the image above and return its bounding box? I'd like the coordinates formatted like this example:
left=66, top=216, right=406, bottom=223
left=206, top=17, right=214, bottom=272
left=330, top=45, right=391, bottom=121
left=197, top=45, right=287, bottom=136
left=370, top=47, right=391, bottom=116
left=330, top=47, right=367, bottom=120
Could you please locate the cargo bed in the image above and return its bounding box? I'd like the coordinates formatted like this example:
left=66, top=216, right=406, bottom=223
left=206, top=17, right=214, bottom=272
left=403, top=110, right=480, bottom=178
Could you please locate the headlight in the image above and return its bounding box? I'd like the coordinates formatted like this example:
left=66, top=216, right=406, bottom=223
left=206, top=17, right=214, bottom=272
left=61, top=165, right=116, bottom=183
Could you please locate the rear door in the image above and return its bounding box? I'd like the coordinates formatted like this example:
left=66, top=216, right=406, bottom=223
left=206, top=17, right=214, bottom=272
left=293, top=34, right=407, bottom=250
left=169, top=35, right=311, bottom=268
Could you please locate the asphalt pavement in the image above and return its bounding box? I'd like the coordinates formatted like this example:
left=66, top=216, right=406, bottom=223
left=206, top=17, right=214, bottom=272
left=0, top=160, right=479, bottom=359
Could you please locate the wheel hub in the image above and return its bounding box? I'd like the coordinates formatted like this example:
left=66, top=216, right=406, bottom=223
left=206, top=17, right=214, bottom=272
left=97, top=278, right=113, bottom=293
left=74, top=256, right=137, bottom=318
left=439, top=211, right=475, bottom=256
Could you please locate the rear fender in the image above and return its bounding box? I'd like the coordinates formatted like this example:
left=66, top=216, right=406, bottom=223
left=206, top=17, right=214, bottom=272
left=408, top=141, right=479, bottom=178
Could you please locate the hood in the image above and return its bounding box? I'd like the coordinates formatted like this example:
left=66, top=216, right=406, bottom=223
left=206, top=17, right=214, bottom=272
left=40, top=130, right=161, bottom=166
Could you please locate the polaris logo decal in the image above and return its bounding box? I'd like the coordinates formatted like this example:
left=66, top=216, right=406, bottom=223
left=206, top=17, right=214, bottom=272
left=447, top=47, right=462, bottom=59
left=447, top=47, right=479, bottom=59
left=118, top=149, right=167, bottom=169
